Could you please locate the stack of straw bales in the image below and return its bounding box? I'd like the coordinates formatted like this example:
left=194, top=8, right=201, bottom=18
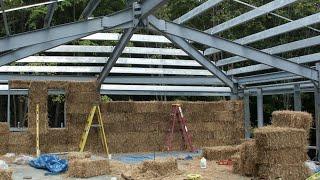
left=254, top=126, right=310, bottom=179
left=202, top=145, right=238, bottom=160
left=0, top=169, right=13, bottom=180
left=233, top=139, right=257, bottom=176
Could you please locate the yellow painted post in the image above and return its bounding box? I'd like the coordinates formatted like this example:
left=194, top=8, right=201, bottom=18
left=97, top=106, right=109, bottom=156
left=36, top=104, right=40, bottom=157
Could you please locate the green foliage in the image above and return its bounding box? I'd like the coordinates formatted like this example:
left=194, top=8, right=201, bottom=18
left=101, top=95, right=112, bottom=103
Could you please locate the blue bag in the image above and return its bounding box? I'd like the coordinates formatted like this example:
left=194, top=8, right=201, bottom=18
left=29, top=154, right=68, bottom=175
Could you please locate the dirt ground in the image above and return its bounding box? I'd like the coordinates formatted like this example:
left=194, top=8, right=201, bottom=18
left=4, top=154, right=251, bottom=180
left=109, top=158, right=251, bottom=180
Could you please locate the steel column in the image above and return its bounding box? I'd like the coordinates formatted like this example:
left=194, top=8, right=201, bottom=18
left=244, top=90, right=251, bottom=139
left=148, top=16, right=319, bottom=81
left=294, top=84, right=302, bottom=111
left=97, top=28, right=135, bottom=86
left=157, top=33, right=236, bottom=89
left=315, top=63, right=320, bottom=160
left=257, top=88, right=263, bottom=127
left=7, top=87, right=10, bottom=126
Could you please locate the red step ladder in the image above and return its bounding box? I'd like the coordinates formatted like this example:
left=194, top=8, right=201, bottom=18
left=165, top=104, right=196, bottom=152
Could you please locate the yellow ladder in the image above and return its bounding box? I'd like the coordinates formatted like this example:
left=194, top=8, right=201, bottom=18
left=79, top=105, right=109, bottom=155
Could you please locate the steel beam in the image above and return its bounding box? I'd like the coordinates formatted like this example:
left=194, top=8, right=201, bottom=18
left=0, top=0, right=10, bottom=35
left=294, top=84, right=301, bottom=111
left=156, top=32, right=236, bottom=89
left=244, top=90, right=251, bottom=139
left=148, top=16, right=319, bottom=81
left=217, top=35, right=320, bottom=67
left=79, top=0, right=101, bottom=20
left=205, top=12, right=320, bottom=55
left=257, top=88, right=263, bottom=127
left=205, top=0, right=297, bottom=34
left=173, top=0, right=223, bottom=24
left=44, top=1, right=57, bottom=28
left=0, top=0, right=167, bottom=52
left=98, top=28, right=135, bottom=85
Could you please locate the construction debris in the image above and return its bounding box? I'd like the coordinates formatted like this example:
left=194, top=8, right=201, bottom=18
left=67, top=159, right=110, bottom=178
left=202, top=145, right=238, bottom=160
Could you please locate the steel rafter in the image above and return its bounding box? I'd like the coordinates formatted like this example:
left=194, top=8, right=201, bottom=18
left=0, top=0, right=167, bottom=52
left=158, top=32, right=236, bottom=89
left=148, top=15, right=319, bottom=81
left=173, top=0, right=223, bottom=24
left=205, top=12, right=320, bottom=55
left=79, top=0, right=101, bottom=20
left=44, top=1, right=58, bottom=28
left=205, top=0, right=297, bottom=34
left=97, top=28, right=135, bottom=86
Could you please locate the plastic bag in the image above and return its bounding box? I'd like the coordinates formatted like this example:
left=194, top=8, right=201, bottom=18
left=29, top=154, right=68, bottom=175
left=305, top=161, right=320, bottom=173
left=0, top=160, right=9, bottom=170
left=14, top=155, right=34, bottom=165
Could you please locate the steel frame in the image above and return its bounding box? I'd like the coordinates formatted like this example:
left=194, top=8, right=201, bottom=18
left=1, top=0, right=320, bottom=157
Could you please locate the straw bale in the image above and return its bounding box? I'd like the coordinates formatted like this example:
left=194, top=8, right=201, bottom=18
left=184, top=111, right=235, bottom=122
left=9, top=80, right=30, bottom=89
left=0, top=134, right=8, bottom=154
left=0, top=123, right=9, bottom=134
left=42, top=129, right=68, bottom=153
left=140, top=158, right=178, bottom=176
left=68, top=159, right=110, bottom=178
left=66, top=92, right=100, bottom=104
left=7, top=132, right=34, bottom=154
left=237, top=140, right=257, bottom=176
left=253, top=126, right=307, bottom=149
left=0, top=168, right=13, bottom=180
left=66, top=103, right=96, bottom=114
left=202, top=145, right=238, bottom=160
left=231, top=153, right=241, bottom=174
left=46, top=81, right=69, bottom=89
left=101, top=101, right=135, bottom=113
left=257, top=148, right=308, bottom=164
left=67, top=152, right=91, bottom=161
left=67, top=81, right=98, bottom=93
left=272, top=110, right=312, bottom=133
left=257, top=163, right=311, bottom=180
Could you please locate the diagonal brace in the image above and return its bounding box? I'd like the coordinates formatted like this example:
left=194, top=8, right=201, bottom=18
left=148, top=15, right=319, bottom=82
left=155, top=31, right=236, bottom=90
left=97, top=28, right=135, bottom=87
left=44, top=1, right=58, bottom=28
left=79, top=0, right=101, bottom=20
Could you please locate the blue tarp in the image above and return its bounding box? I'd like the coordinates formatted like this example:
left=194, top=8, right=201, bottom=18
left=29, top=154, right=68, bottom=175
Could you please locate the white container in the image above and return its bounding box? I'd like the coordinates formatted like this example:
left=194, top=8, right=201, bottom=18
left=200, top=157, right=207, bottom=169
left=108, top=154, right=112, bottom=160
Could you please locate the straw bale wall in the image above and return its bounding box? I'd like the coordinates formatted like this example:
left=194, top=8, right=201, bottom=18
left=0, top=80, right=244, bottom=154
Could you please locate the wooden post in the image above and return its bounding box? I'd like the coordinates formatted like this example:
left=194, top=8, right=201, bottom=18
left=36, top=104, right=40, bottom=157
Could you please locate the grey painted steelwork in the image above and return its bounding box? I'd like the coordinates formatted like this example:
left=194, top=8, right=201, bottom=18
left=44, top=1, right=57, bottom=28
left=244, top=91, right=250, bottom=139
left=205, top=12, right=320, bottom=55
left=294, top=84, right=302, bottom=111
left=80, top=0, right=101, bottom=19
left=316, top=63, right=320, bottom=159
left=159, top=33, right=236, bottom=89
left=217, top=35, right=320, bottom=67
left=257, top=88, right=263, bottom=127
left=173, top=0, right=223, bottom=24
left=98, top=28, right=135, bottom=85
left=148, top=16, right=319, bottom=81
left=205, top=0, right=297, bottom=34
left=0, top=0, right=10, bottom=35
